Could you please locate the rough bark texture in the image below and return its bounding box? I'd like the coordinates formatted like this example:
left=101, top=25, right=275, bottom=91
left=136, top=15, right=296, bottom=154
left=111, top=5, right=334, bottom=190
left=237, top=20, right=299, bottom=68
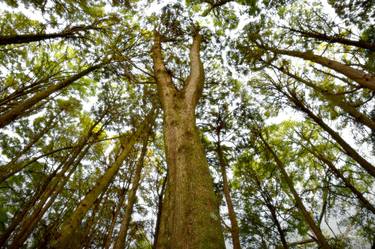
left=152, top=31, right=225, bottom=249
left=259, top=134, right=331, bottom=249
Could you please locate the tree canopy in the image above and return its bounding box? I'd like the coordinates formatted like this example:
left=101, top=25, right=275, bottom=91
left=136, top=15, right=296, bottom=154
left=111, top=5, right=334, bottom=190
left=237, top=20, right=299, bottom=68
left=0, top=0, right=374, bottom=248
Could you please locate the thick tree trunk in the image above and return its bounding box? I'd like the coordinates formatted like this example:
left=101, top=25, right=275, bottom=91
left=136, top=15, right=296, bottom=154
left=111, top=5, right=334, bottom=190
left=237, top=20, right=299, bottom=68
left=152, top=31, right=225, bottom=249
left=113, top=138, right=148, bottom=249
left=0, top=63, right=104, bottom=128
left=259, top=134, right=331, bottom=249
left=49, top=116, right=151, bottom=249
left=216, top=142, right=241, bottom=249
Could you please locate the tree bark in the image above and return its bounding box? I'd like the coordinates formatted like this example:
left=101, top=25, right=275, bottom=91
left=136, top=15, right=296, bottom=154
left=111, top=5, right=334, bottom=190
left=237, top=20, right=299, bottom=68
left=258, top=134, right=331, bottom=249
left=152, top=31, right=225, bottom=249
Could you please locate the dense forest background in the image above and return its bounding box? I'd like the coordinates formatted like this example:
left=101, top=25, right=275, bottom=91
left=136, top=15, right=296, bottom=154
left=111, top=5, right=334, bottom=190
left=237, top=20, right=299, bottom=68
left=0, top=0, right=374, bottom=248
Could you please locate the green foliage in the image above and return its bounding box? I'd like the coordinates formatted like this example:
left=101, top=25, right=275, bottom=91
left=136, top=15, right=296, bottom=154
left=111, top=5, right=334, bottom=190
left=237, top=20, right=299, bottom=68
left=0, top=0, right=374, bottom=248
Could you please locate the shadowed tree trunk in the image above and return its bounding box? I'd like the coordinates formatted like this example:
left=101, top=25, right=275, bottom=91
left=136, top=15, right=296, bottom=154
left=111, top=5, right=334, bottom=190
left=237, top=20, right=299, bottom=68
left=152, top=31, right=225, bottom=249
left=153, top=173, right=167, bottom=249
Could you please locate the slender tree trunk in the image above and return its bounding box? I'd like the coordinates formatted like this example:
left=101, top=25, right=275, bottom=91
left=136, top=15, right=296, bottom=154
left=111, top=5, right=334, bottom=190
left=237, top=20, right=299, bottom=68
left=0, top=24, right=96, bottom=46
left=249, top=169, right=289, bottom=249
left=286, top=90, right=375, bottom=177
left=114, top=138, right=148, bottom=249
left=5, top=120, right=102, bottom=248
left=258, top=134, right=331, bottom=249
left=7, top=144, right=91, bottom=249
left=216, top=142, right=241, bottom=249
left=0, top=162, right=63, bottom=248
left=0, top=63, right=105, bottom=128
left=0, top=145, right=76, bottom=183
left=152, top=31, right=225, bottom=249
left=303, top=144, right=375, bottom=214
left=274, top=65, right=375, bottom=130
left=266, top=47, right=375, bottom=90
left=153, top=173, right=167, bottom=249
left=49, top=115, right=152, bottom=249
left=286, top=27, right=375, bottom=51
left=0, top=117, right=56, bottom=182
left=103, top=187, right=128, bottom=249
left=80, top=192, right=106, bottom=249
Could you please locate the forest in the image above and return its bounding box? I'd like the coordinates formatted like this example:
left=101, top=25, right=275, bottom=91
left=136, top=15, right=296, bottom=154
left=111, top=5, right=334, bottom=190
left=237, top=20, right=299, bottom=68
left=0, top=0, right=374, bottom=248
